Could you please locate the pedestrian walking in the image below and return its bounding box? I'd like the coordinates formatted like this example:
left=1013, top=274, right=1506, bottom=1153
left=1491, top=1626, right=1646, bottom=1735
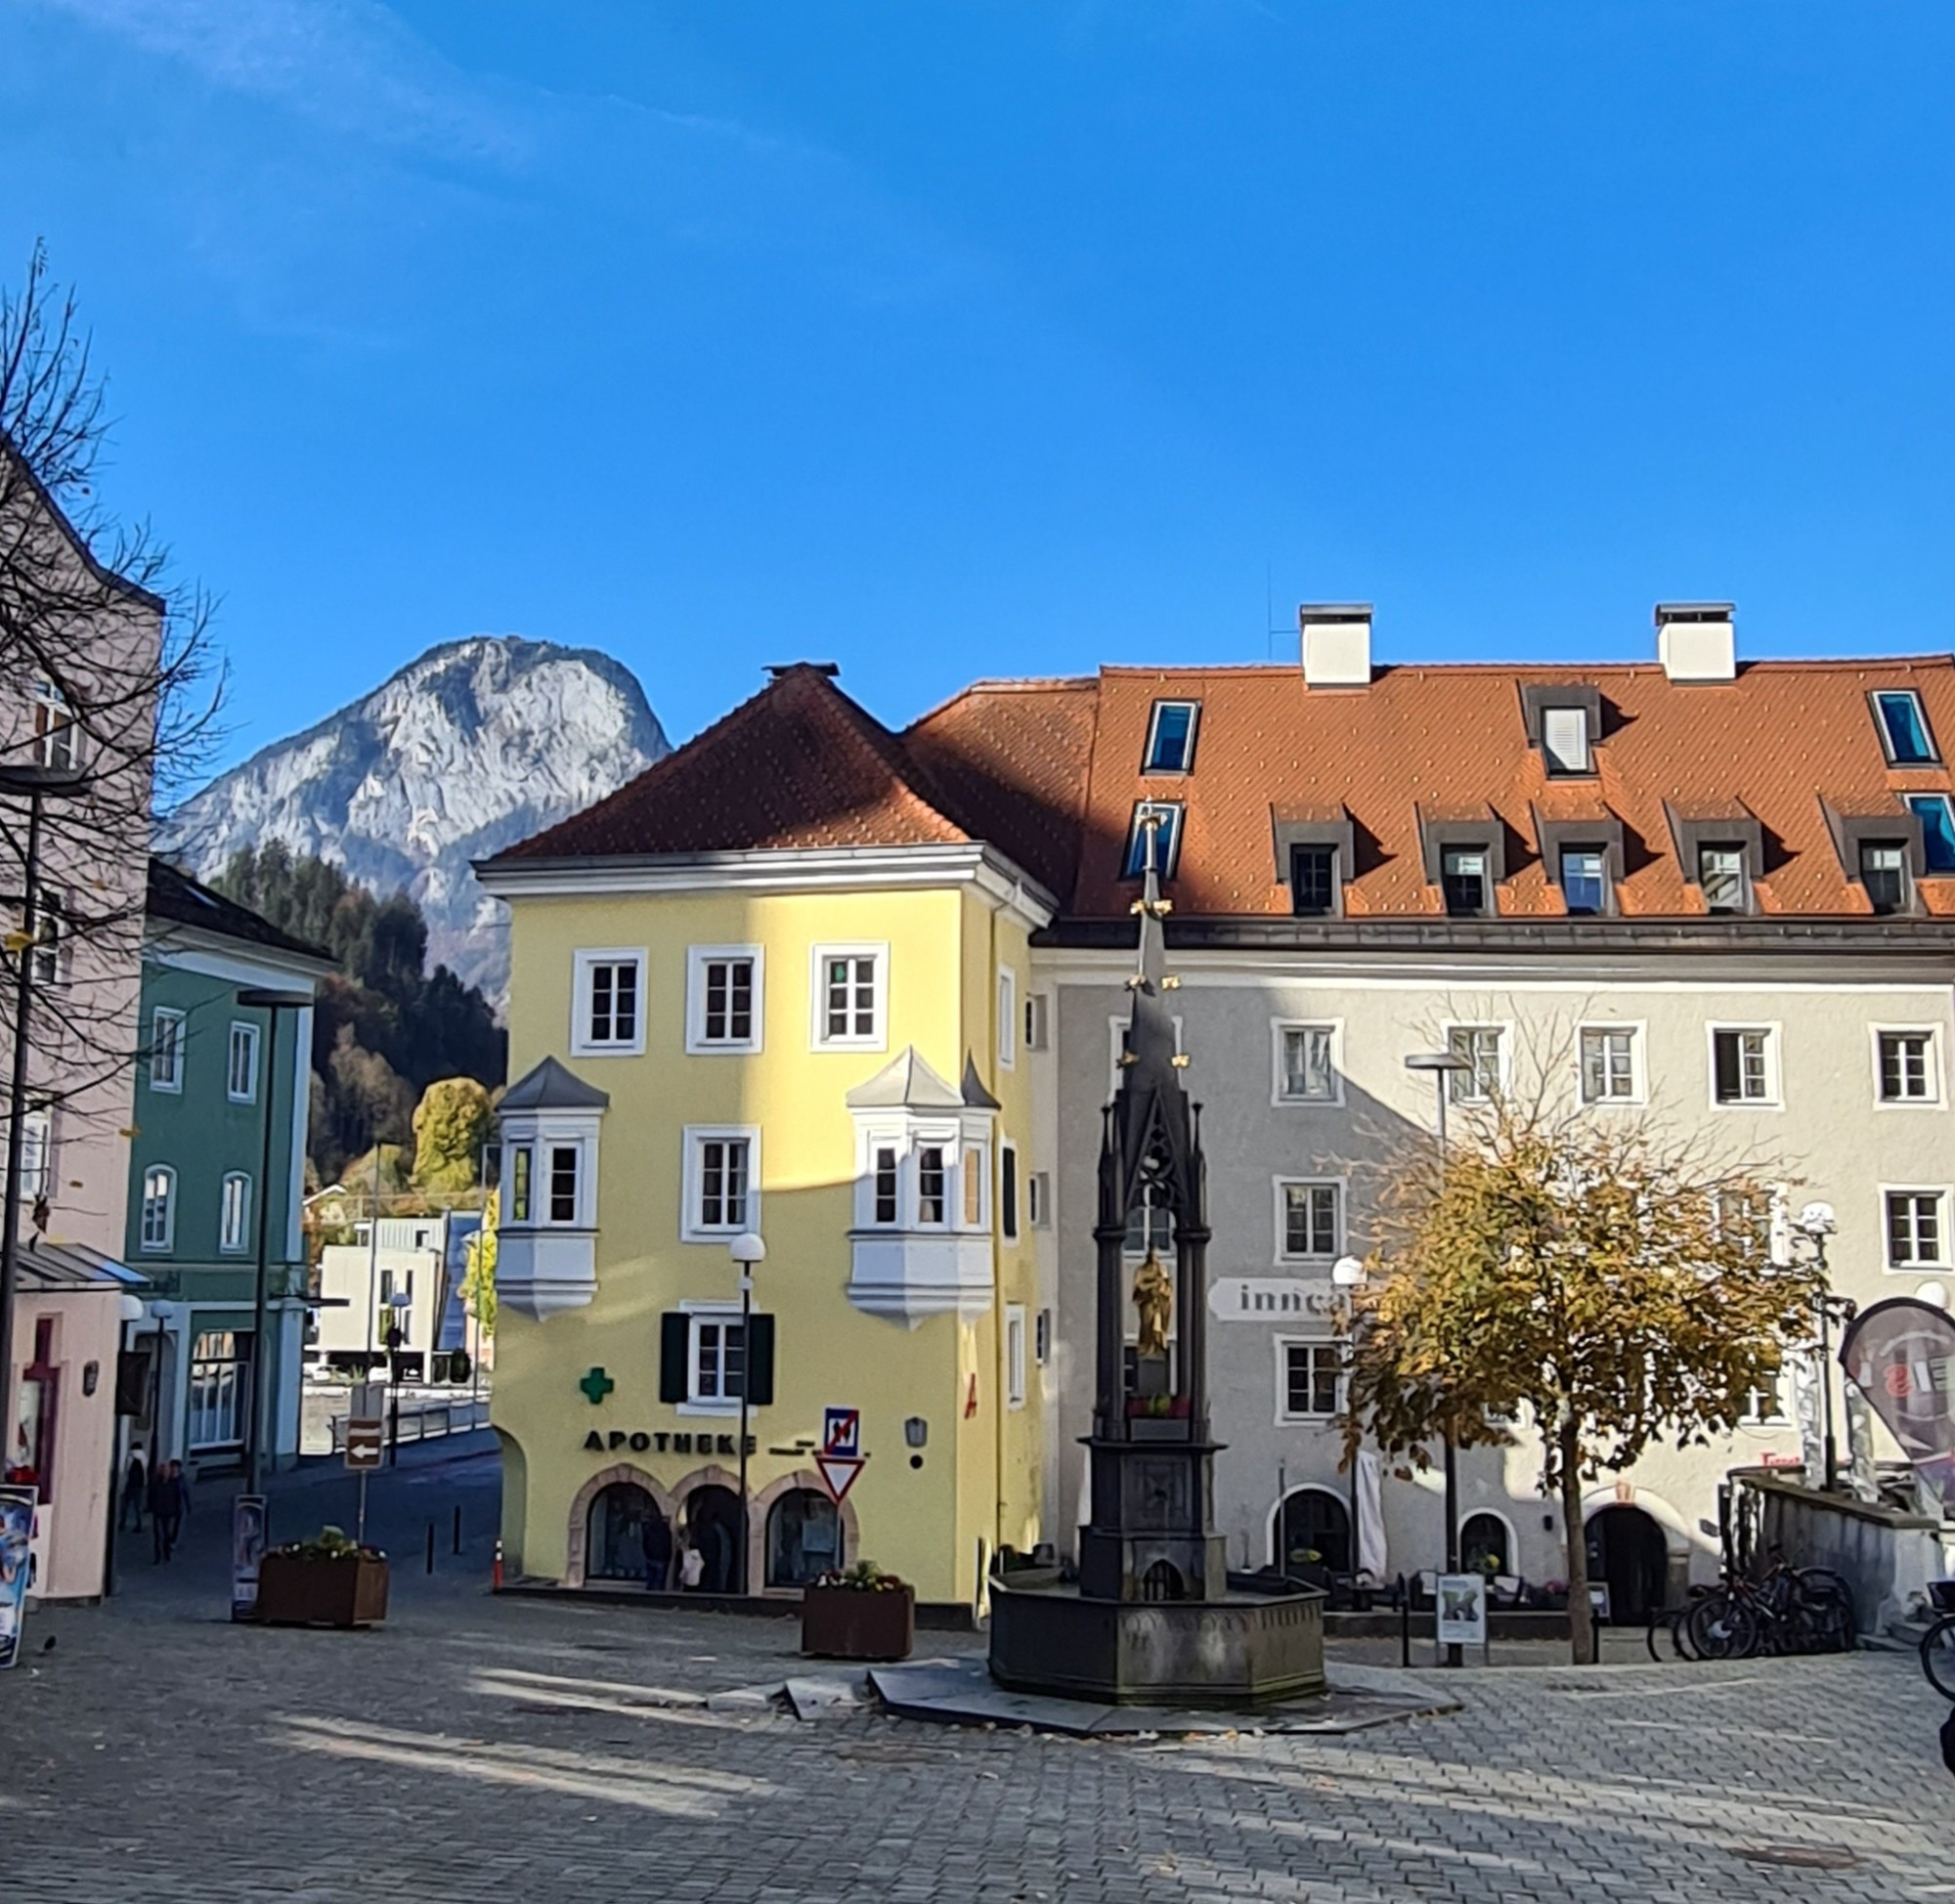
left=642, top=1509, right=673, bottom=1593
left=150, top=1459, right=189, bottom=1563
left=119, top=1451, right=147, bottom=1533
left=678, top=1539, right=704, bottom=1592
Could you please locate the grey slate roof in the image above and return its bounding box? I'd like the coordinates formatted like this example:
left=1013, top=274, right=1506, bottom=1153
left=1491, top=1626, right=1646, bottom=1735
left=147, top=858, right=334, bottom=967
left=500, top=1055, right=611, bottom=1112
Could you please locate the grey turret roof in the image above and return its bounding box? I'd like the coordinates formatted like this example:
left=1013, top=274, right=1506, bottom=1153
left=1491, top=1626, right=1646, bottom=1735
left=845, top=1047, right=963, bottom=1111
left=500, top=1056, right=610, bottom=1112
left=960, top=1056, right=1000, bottom=1110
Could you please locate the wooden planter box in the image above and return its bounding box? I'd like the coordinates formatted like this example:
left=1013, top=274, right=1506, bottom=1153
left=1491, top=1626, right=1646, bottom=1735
left=801, top=1583, right=915, bottom=1662
left=255, top=1552, right=390, bottom=1628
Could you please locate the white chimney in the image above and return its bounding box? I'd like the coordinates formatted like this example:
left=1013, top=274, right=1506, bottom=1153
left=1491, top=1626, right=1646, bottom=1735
left=1300, top=603, right=1372, bottom=688
left=1656, top=602, right=1736, bottom=683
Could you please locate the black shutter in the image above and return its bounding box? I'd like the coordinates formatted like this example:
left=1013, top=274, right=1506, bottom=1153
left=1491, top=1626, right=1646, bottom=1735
left=1713, top=1032, right=1740, bottom=1103
left=659, top=1313, right=688, bottom=1404
left=1001, top=1147, right=1019, bottom=1240
left=746, top=1312, right=776, bottom=1406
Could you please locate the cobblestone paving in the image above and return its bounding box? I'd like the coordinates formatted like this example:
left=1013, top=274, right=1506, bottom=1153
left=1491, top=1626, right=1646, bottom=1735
left=5, top=1453, right=1949, bottom=1902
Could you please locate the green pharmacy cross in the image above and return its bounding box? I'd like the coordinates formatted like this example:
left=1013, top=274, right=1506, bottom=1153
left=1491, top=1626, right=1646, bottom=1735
left=579, top=1366, right=615, bottom=1406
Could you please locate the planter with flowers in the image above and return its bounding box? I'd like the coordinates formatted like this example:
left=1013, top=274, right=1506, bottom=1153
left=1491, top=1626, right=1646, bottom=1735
left=255, top=1526, right=390, bottom=1628
left=801, top=1561, right=914, bottom=1662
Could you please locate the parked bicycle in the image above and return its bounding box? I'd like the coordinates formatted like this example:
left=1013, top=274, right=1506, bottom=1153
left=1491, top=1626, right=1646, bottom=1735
left=1918, top=1582, right=1955, bottom=1700
left=1656, top=1559, right=1855, bottom=1662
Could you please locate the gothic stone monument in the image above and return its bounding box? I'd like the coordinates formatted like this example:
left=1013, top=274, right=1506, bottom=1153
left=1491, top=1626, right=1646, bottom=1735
left=988, top=823, right=1325, bottom=1706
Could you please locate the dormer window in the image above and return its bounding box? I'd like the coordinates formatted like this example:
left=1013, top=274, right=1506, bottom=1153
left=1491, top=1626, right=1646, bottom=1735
left=1874, top=690, right=1939, bottom=765
left=1542, top=707, right=1590, bottom=775
left=1143, top=701, right=1200, bottom=774
left=1861, top=841, right=1910, bottom=915
left=1698, top=844, right=1749, bottom=914
left=1521, top=684, right=1603, bottom=778
left=1440, top=846, right=1490, bottom=917
left=1123, top=801, right=1184, bottom=880
left=1559, top=848, right=1608, bottom=916
left=1289, top=844, right=1336, bottom=916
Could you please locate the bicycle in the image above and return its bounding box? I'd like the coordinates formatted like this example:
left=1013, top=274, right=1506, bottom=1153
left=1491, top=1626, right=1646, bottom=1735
left=1684, top=1562, right=1856, bottom=1662
left=1920, top=1583, right=1955, bottom=1700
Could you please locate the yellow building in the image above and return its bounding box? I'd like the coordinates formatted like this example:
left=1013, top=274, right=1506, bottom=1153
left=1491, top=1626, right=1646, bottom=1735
left=475, top=664, right=1060, bottom=1605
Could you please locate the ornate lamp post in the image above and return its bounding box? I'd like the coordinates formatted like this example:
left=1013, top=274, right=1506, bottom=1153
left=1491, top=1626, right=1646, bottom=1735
left=730, top=1229, right=765, bottom=1595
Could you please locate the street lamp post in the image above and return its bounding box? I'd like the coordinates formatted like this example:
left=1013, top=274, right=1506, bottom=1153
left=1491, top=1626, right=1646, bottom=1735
left=1792, top=1202, right=1840, bottom=1493
left=236, top=989, right=313, bottom=1500
left=730, top=1230, right=766, bottom=1596
left=1332, top=1253, right=1368, bottom=1598
left=0, top=762, right=89, bottom=1457
left=1404, top=1050, right=1473, bottom=1667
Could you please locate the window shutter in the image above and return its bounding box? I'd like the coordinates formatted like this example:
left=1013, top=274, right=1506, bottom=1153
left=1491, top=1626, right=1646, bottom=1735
left=658, top=1313, right=688, bottom=1404
left=746, top=1313, right=776, bottom=1406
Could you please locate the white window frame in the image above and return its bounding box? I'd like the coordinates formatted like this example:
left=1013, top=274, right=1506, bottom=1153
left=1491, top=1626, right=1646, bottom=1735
left=1707, top=1022, right=1782, bottom=1110
left=1739, top=1362, right=1791, bottom=1427
left=1578, top=1022, right=1644, bottom=1106
left=219, top=1171, right=252, bottom=1254
left=999, top=1139, right=1020, bottom=1243
left=140, top=1164, right=176, bottom=1253
left=997, top=967, right=1017, bottom=1071
left=1122, top=801, right=1185, bottom=880
left=1873, top=1024, right=1943, bottom=1107
left=1542, top=704, right=1591, bottom=774
left=1023, top=992, right=1050, bottom=1052
left=1274, top=1334, right=1345, bottom=1424
left=543, top=1139, right=587, bottom=1227
left=1270, top=1019, right=1342, bottom=1107
left=681, top=1126, right=760, bottom=1242
left=1874, top=688, right=1940, bottom=765
left=809, top=942, right=888, bottom=1053
left=1444, top=1022, right=1508, bottom=1104
left=914, top=1135, right=952, bottom=1230
left=571, top=948, right=647, bottom=1057
left=1142, top=700, right=1201, bottom=775
left=226, top=1020, right=260, bottom=1104
left=1884, top=1187, right=1952, bottom=1272
left=1027, top=1171, right=1051, bottom=1230
left=149, top=1008, right=186, bottom=1094
left=32, top=676, right=77, bottom=771
left=1005, top=1304, right=1028, bottom=1410
left=684, top=944, right=764, bottom=1056
left=678, top=1299, right=745, bottom=1416
left=1274, top=1177, right=1345, bottom=1266
left=957, top=1139, right=990, bottom=1233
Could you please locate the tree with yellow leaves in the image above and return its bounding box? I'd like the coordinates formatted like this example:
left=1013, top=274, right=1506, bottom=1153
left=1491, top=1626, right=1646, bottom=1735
left=1344, top=1085, right=1828, bottom=1664
left=461, top=1189, right=498, bottom=1339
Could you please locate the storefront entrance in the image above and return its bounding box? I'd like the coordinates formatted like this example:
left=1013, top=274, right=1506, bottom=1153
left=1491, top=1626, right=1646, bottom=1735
left=765, top=1488, right=841, bottom=1587
left=1276, top=1487, right=1351, bottom=1578
left=586, top=1481, right=661, bottom=1581
left=1586, top=1504, right=1669, bottom=1622
left=682, top=1485, right=743, bottom=1593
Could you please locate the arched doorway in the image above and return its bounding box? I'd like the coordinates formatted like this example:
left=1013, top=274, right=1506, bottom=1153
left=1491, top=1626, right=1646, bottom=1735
left=682, top=1485, right=744, bottom=1593
left=765, top=1489, right=841, bottom=1587
left=1460, top=1512, right=1511, bottom=1578
left=1586, top=1504, right=1668, bottom=1621
left=1277, top=1487, right=1351, bottom=1577
left=586, top=1481, right=661, bottom=1582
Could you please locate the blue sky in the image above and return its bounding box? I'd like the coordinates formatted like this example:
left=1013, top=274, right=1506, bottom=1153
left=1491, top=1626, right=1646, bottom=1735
left=6, top=2, right=1955, bottom=772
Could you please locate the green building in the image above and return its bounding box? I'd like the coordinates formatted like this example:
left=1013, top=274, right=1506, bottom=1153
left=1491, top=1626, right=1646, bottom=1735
left=124, top=860, right=334, bottom=1478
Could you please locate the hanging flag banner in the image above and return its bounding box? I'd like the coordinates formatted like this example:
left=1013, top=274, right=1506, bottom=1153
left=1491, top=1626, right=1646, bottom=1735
left=0, top=1487, right=35, bottom=1668
left=1838, top=1297, right=1955, bottom=1493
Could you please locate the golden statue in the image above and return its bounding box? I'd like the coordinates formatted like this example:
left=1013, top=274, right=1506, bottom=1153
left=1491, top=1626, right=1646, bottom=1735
left=1133, top=1249, right=1173, bottom=1359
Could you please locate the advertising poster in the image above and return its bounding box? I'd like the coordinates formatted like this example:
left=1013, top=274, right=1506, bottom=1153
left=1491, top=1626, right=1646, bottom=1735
left=232, top=1494, right=267, bottom=1623
left=0, top=1486, right=36, bottom=1668
left=1435, top=1572, right=1487, bottom=1647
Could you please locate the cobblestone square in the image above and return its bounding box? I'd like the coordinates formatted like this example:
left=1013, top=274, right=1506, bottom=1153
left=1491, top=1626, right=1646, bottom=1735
left=2, top=1446, right=1947, bottom=1902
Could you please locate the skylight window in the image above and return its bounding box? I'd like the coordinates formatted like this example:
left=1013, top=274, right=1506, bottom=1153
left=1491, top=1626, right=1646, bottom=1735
left=1874, top=690, right=1939, bottom=765
left=1909, top=796, right=1955, bottom=874
left=1122, top=801, right=1184, bottom=880
left=1143, top=701, right=1200, bottom=774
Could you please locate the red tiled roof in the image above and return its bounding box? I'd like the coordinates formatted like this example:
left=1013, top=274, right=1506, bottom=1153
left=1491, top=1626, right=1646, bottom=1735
left=494, top=649, right=1955, bottom=923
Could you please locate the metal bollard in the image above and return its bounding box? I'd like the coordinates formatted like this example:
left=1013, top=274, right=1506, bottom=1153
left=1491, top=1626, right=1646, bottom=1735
left=1400, top=1580, right=1412, bottom=1669
left=453, top=1503, right=462, bottom=1555
left=425, top=1522, right=435, bottom=1575
left=492, top=1536, right=503, bottom=1591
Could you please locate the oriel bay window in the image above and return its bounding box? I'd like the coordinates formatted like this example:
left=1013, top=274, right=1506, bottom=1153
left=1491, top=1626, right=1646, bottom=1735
left=493, top=1057, right=609, bottom=1320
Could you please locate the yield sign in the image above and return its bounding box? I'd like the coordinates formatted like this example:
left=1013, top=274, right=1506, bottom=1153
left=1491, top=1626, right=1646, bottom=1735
left=815, top=1453, right=865, bottom=1504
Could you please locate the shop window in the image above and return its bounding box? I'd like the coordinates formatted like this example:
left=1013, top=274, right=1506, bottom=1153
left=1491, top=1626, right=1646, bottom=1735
left=586, top=1482, right=660, bottom=1582
left=765, top=1488, right=841, bottom=1587
left=187, top=1330, right=251, bottom=1451
left=1460, top=1512, right=1511, bottom=1576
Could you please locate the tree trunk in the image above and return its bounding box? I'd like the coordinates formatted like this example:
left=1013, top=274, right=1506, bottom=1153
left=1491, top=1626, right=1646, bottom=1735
left=1557, top=1417, right=1593, bottom=1666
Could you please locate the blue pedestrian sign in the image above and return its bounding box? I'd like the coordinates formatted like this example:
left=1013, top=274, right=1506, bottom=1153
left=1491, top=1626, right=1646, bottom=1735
left=822, top=1406, right=860, bottom=1458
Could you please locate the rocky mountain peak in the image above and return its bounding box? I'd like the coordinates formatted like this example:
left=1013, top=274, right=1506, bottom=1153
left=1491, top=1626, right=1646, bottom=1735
left=162, top=634, right=670, bottom=1001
